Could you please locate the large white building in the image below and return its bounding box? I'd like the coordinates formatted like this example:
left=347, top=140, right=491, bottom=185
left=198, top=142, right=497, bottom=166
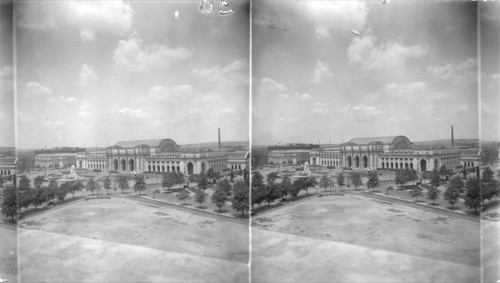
left=76, top=138, right=247, bottom=175
left=308, top=135, right=464, bottom=173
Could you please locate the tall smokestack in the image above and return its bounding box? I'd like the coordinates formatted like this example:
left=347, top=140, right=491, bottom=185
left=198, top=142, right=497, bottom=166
left=218, top=128, right=221, bottom=149
left=451, top=125, right=454, bottom=147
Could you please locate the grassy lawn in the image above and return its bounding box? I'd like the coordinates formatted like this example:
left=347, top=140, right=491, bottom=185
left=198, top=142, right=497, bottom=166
left=18, top=197, right=249, bottom=282
left=252, top=194, right=480, bottom=282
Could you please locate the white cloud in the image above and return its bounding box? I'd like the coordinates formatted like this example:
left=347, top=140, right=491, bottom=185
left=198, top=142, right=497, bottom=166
left=348, top=33, right=428, bottom=70
left=260, top=77, right=287, bottom=95
left=193, top=60, right=248, bottom=84
left=278, top=117, right=299, bottom=123
left=48, top=96, right=78, bottom=105
left=312, top=61, right=333, bottom=84
left=78, top=64, right=98, bottom=87
left=491, top=73, right=500, bottom=80
left=300, top=93, right=313, bottom=100
left=352, top=104, right=382, bottom=116
left=304, top=2, right=368, bottom=32
left=113, top=32, right=193, bottom=72
left=315, top=26, right=329, bottom=39
left=18, top=112, right=32, bottom=123
left=117, top=107, right=148, bottom=119
left=19, top=1, right=133, bottom=42
left=339, top=104, right=383, bottom=123
left=383, top=82, right=428, bottom=99
left=145, top=84, right=193, bottom=102
left=426, top=58, right=476, bottom=81
left=25, top=81, right=53, bottom=97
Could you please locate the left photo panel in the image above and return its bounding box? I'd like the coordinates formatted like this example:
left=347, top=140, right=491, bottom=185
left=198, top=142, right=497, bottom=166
left=14, top=0, right=250, bottom=282
left=0, top=1, right=17, bottom=283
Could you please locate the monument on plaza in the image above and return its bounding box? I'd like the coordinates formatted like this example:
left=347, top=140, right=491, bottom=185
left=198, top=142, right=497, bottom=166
left=303, top=161, right=311, bottom=176
left=62, top=165, right=78, bottom=180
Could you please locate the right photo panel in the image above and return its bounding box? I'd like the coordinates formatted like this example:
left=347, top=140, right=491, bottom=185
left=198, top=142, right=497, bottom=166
left=251, top=1, right=491, bottom=282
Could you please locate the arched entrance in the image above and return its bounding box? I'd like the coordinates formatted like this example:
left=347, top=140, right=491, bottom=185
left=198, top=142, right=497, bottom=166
left=347, top=156, right=352, bottom=167
left=114, top=159, right=118, bottom=171
left=420, top=159, right=427, bottom=172
left=121, top=159, right=126, bottom=171
left=201, top=162, right=206, bottom=172
left=354, top=156, right=360, bottom=168
left=129, top=159, right=134, bottom=171
left=187, top=162, right=194, bottom=175
left=312, top=157, right=316, bottom=165
left=79, top=161, right=82, bottom=168
left=434, top=159, right=439, bottom=170
left=362, top=156, right=368, bottom=168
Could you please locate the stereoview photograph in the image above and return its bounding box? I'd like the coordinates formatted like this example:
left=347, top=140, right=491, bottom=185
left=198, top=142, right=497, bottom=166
left=1, top=0, right=499, bottom=282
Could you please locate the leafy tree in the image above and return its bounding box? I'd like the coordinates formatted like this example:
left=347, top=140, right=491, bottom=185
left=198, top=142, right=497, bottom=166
left=1, top=185, right=17, bottom=222
left=232, top=180, right=249, bottom=217
left=34, top=175, right=45, bottom=190
left=218, top=179, right=232, bottom=195
left=211, top=187, right=228, bottom=212
left=443, top=185, right=460, bottom=209
left=197, top=172, right=208, bottom=191
left=85, top=178, right=98, bottom=196
left=430, top=169, right=441, bottom=188
left=0, top=174, right=3, bottom=187
left=69, top=180, right=84, bottom=198
left=267, top=172, right=279, bottom=186
left=427, top=186, right=440, bottom=204
left=252, top=185, right=266, bottom=207
left=408, top=169, right=418, bottom=185
left=188, top=174, right=198, bottom=183
left=449, top=175, right=465, bottom=193
left=421, top=171, right=431, bottom=184
left=243, top=169, right=249, bottom=186
left=395, top=170, right=408, bottom=186
left=289, top=180, right=302, bottom=198
left=206, top=168, right=216, bottom=180
left=319, top=174, right=329, bottom=193
left=116, top=175, right=129, bottom=194
left=176, top=172, right=185, bottom=187
left=56, top=182, right=69, bottom=202
left=264, top=184, right=281, bottom=206
left=439, top=165, right=448, bottom=179
left=103, top=176, right=111, bottom=195
left=177, top=191, right=191, bottom=204
left=230, top=168, right=234, bottom=182
left=19, top=188, right=33, bottom=212
left=482, top=167, right=494, bottom=184
left=18, top=175, right=31, bottom=191
left=483, top=179, right=499, bottom=204
left=162, top=172, right=177, bottom=190
left=47, top=179, right=59, bottom=203
left=336, top=173, right=345, bottom=191
left=410, top=187, right=423, bottom=201
left=464, top=177, right=480, bottom=213
left=133, top=175, right=147, bottom=195
left=349, top=172, right=362, bottom=190
left=252, top=171, right=264, bottom=188
left=303, top=176, right=317, bottom=195
left=280, top=175, right=292, bottom=198
left=32, top=187, right=47, bottom=210
left=195, top=189, right=206, bottom=208
left=367, top=171, right=379, bottom=192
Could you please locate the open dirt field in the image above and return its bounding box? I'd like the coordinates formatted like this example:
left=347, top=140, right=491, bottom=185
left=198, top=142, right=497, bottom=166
left=0, top=224, right=17, bottom=283
left=18, top=197, right=249, bottom=282
left=252, top=194, right=481, bottom=282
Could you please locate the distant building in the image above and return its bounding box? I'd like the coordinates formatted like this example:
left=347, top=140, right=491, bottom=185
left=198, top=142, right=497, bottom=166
left=227, top=151, right=250, bottom=170
left=268, top=149, right=310, bottom=165
left=35, top=152, right=81, bottom=169
left=460, top=148, right=481, bottom=167
left=76, top=138, right=228, bottom=175
left=0, top=156, right=17, bottom=177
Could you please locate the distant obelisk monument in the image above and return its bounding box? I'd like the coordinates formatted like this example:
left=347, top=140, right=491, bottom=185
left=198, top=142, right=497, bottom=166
left=451, top=125, right=455, bottom=147
left=218, top=128, right=221, bottom=149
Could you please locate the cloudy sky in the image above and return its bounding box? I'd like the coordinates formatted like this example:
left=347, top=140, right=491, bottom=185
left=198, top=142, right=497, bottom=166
left=1, top=1, right=499, bottom=149
left=0, top=1, right=13, bottom=147
left=14, top=0, right=249, bottom=149
left=253, top=1, right=499, bottom=145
